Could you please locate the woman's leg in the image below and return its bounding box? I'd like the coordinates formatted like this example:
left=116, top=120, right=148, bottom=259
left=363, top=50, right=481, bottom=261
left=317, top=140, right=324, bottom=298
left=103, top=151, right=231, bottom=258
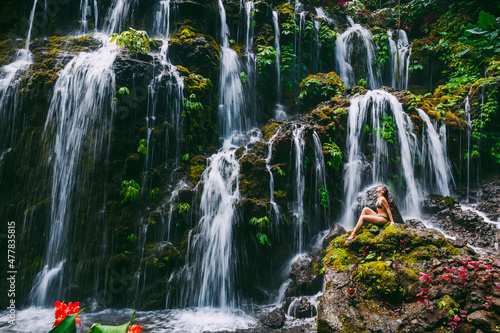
left=347, top=207, right=384, bottom=240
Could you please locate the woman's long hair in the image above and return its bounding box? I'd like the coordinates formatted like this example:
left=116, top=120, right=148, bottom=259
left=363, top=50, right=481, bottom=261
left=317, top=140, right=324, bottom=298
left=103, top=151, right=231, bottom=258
left=379, top=185, right=389, bottom=201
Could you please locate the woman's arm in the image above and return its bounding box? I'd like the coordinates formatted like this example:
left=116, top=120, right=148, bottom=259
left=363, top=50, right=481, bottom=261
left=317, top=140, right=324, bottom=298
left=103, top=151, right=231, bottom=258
left=383, top=198, right=394, bottom=224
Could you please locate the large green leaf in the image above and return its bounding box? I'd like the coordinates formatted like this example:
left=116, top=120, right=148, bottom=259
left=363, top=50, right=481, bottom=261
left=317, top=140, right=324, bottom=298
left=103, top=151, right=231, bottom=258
left=478, top=11, right=497, bottom=31
left=87, top=311, right=135, bottom=333
left=48, top=313, right=79, bottom=333
left=87, top=322, right=129, bottom=333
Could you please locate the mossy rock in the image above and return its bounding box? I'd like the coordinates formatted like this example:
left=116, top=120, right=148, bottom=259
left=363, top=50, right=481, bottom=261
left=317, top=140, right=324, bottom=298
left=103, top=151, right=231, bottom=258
left=188, top=155, right=207, bottom=184
left=299, top=72, right=345, bottom=108
left=261, top=122, right=280, bottom=141
left=355, top=261, right=399, bottom=297
left=275, top=3, right=294, bottom=15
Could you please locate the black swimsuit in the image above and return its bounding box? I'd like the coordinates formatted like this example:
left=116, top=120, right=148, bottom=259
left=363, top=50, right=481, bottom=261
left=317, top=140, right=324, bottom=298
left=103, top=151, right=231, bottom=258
left=376, top=200, right=390, bottom=222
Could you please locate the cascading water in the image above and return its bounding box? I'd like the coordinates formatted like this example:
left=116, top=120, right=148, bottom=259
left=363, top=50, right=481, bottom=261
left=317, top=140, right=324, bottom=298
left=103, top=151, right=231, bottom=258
left=30, top=35, right=117, bottom=305
left=28, top=0, right=138, bottom=305
left=266, top=128, right=282, bottom=224
left=464, top=95, right=472, bottom=201
left=388, top=29, right=411, bottom=90
left=336, top=18, right=381, bottom=90
left=179, top=0, right=250, bottom=310
left=272, top=11, right=287, bottom=121
left=416, top=108, right=453, bottom=196
left=342, top=90, right=420, bottom=227
left=291, top=125, right=306, bottom=253
left=0, top=0, right=38, bottom=156
left=80, top=0, right=99, bottom=33
left=312, top=131, right=329, bottom=222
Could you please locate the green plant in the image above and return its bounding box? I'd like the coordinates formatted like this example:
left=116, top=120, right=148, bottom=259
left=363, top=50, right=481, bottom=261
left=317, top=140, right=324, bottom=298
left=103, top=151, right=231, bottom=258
left=408, top=60, right=424, bottom=74
left=127, top=233, right=137, bottom=242
left=276, top=166, right=285, bottom=176
left=113, top=86, right=130, bottom=102
left=150, top=187, right=159, bottom=199
left=120, top=180, right=140, bottom=204
left=256, top=45, right=279, bottom=74
left=182, top=153, right=190, bottom=161
left=239, top=72, right=248, bottom=83
left=249, top=216, right=271, bottom=246
left=184, top=93, right=203, bottom=112
left=379, top=116, right=396, bottom=144
left=323, top=142, right=343, bottom=171
left=117, top=86, right=130, bottom=95
left=318, top=185, right=330, bottom=208
left=109, top=28, right=155, bottom=53
left=137, top=139, right=148, bottom=156
left=373, top=33, right=390, bottom=69
left=178, top=202, right=191, bottom=213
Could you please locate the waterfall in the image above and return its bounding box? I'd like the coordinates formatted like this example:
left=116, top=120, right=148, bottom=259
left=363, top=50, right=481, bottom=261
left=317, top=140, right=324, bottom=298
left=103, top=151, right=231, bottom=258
left=343, top=90, right=420, bottom=227
left=244, top=1, right=257, bottom=123
left=30, top=34, right=117, bottom=305
left=104, top=0, right=133, bottom=34
left=464, top=95, right=472, bottom=201
left=312, top=131, right=329, bottom=224
left=416, top=108, right=453, bottom=195
left=0, top=0, right=38, bottom=170
left=291, top=125, right=306, bottom=253
left=218, top=0, right=247, bottom=138
left=388, top=29, right=411, bottom=90
left=272, top=11, right=287, bottom=121
left=266, top=128, right=282, bottom=224
left=180, top=0, right=249, bottom=309
left=336, top=18, right=381, bottom=89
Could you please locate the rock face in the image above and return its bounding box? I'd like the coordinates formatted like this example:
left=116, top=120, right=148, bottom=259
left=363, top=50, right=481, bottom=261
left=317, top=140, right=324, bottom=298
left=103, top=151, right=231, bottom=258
left=317, top=223, right=500, bottom=332
left=261, top=307, right=286, bottom=329
left=352, top=185, right=405, bottom=224
left=286, top=255, right=323, bottom=297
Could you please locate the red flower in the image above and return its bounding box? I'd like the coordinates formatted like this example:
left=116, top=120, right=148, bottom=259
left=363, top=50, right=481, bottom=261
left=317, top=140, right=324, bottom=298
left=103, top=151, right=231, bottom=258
left=128, top=325, right=142, bottom=333
left=54, top=301, right=81, bottom=327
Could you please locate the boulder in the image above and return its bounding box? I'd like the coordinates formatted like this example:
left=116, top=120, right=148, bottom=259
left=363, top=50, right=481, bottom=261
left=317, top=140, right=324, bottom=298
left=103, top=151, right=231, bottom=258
left=286, top=255, right=323, bottom=297
left=322, top=223, right=347, bottom=248
left=261, top=307, right=286, bottom=329
left=317, top=222, right=500, bottom=333
left=422, top=194, right=457, bottom=214
left=288, top=297, right=317, bottom=319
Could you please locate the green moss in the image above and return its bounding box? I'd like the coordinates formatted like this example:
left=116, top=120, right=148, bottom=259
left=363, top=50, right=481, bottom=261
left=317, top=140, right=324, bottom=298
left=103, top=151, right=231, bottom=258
left=299, top=72, right=345, bottom=106
left=355, top=261, right=399, bottom=296
left=324, top=247, right=353, bottom=272
left=188, top=155, right=207, bottom=184
left=275, top=3, right=294, bottom=15
left=261, top=123, right=279, bottom=141
left=402, top=245, right=439, bottom=264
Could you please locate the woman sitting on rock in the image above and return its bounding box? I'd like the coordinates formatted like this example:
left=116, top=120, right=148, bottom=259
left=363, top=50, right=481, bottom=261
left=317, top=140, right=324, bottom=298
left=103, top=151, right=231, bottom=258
left=347, top=185, right=394, bottom=241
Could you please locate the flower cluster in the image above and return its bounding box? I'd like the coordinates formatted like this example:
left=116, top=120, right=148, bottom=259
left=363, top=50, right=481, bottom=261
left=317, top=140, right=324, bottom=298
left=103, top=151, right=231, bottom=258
left=54, top=301, right=81, bottom=327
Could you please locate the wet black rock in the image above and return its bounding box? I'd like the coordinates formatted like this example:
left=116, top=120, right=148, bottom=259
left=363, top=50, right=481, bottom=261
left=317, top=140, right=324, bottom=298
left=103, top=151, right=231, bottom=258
left=428, top=206, right=499, bottom=250
left=288, top=297, right=317, bottom=319
left=261, top=307, right=286, bottom=329
left=405, top=219, right=426, bottom=229
left=286, top=255, right=323, bottom=297
left=422, top=193, right=457, bottom=214
left=476, top=176, right=500, bottom=222
left=322, top=223, right=347, bottom=248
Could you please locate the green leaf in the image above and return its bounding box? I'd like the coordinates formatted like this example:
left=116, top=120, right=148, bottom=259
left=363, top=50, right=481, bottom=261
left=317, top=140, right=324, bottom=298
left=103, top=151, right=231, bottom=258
left=455, top=48, right=470, bottom=58
left=88, top=322, right=130, bottom=333
left=88, top=312, right=135, bottom=333
left=478, top=11, right=498, bottom=31
left=49, top=311, right=83, bottom=333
